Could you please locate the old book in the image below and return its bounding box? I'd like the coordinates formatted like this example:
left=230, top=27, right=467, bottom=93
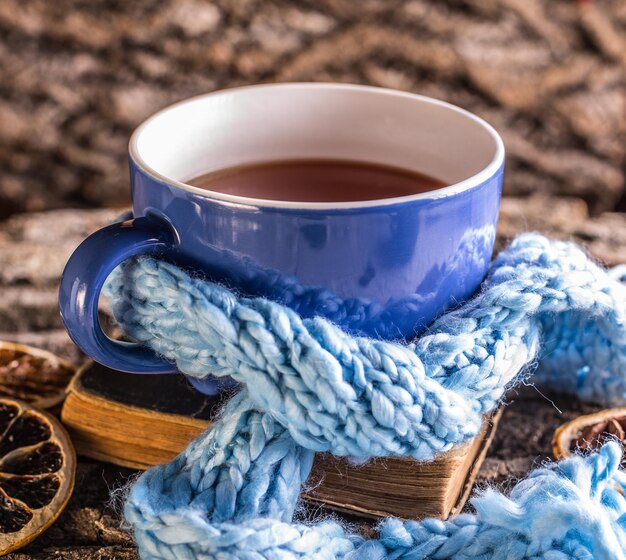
left=61, top=361, right=500, bottom=520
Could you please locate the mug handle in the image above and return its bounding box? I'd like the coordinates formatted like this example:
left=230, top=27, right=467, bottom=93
left=59, top=215, right=179, bottom=374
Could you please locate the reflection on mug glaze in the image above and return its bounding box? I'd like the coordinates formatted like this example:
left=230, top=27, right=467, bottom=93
left=166, top=223, right=495, bottom=341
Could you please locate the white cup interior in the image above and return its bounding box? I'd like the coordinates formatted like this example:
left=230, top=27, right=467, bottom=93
left=130, top=83, right=504, bottom=208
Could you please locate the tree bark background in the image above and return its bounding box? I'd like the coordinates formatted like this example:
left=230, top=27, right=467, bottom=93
left=1, top=0, right=626, bottom=218
left=1, top=0, right=626, bottom=558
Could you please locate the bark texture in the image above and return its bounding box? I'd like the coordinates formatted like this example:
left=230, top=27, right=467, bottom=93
left=1, top=0, right=626, bottom=218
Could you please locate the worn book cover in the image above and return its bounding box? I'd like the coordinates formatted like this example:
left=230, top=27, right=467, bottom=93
left=61, top=361, right=500, bottom=520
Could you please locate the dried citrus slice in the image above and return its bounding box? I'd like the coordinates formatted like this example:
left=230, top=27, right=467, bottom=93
left=0, top=342, right=76, bottom=410
left=553, top=407, right=626, bottom=460
left=0, top=399, right=75, bottom=555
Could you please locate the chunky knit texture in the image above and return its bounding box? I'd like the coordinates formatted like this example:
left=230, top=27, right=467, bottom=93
left=105, top=233, right=626, bottom=559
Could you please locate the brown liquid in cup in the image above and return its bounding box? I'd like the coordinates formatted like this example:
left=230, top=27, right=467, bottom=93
left=186, top=159, right=446, bottom=203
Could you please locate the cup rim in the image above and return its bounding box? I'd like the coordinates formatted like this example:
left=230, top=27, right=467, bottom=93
left=129, top=82, right=505, bottom=210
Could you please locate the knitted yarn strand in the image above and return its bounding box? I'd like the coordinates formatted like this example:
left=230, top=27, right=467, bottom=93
left=107, top=234, right=626, bottom=460
left=106, top=233, right=626, bottom=558
left=125, top=412, right=626, bottom=559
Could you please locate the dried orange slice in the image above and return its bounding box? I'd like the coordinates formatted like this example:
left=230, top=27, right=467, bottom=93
left=0, top=342, right=76, bottom=410
left=0, top=398, right=76, bottom=555
left=553, top=407, right=626, bottom=460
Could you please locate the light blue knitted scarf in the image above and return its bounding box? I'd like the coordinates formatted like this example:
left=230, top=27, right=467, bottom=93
left=106, top=233, right=626, bottom=559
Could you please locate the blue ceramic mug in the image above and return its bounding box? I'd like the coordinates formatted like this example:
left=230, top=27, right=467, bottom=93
left=59, top=83, right=504, bottom=395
